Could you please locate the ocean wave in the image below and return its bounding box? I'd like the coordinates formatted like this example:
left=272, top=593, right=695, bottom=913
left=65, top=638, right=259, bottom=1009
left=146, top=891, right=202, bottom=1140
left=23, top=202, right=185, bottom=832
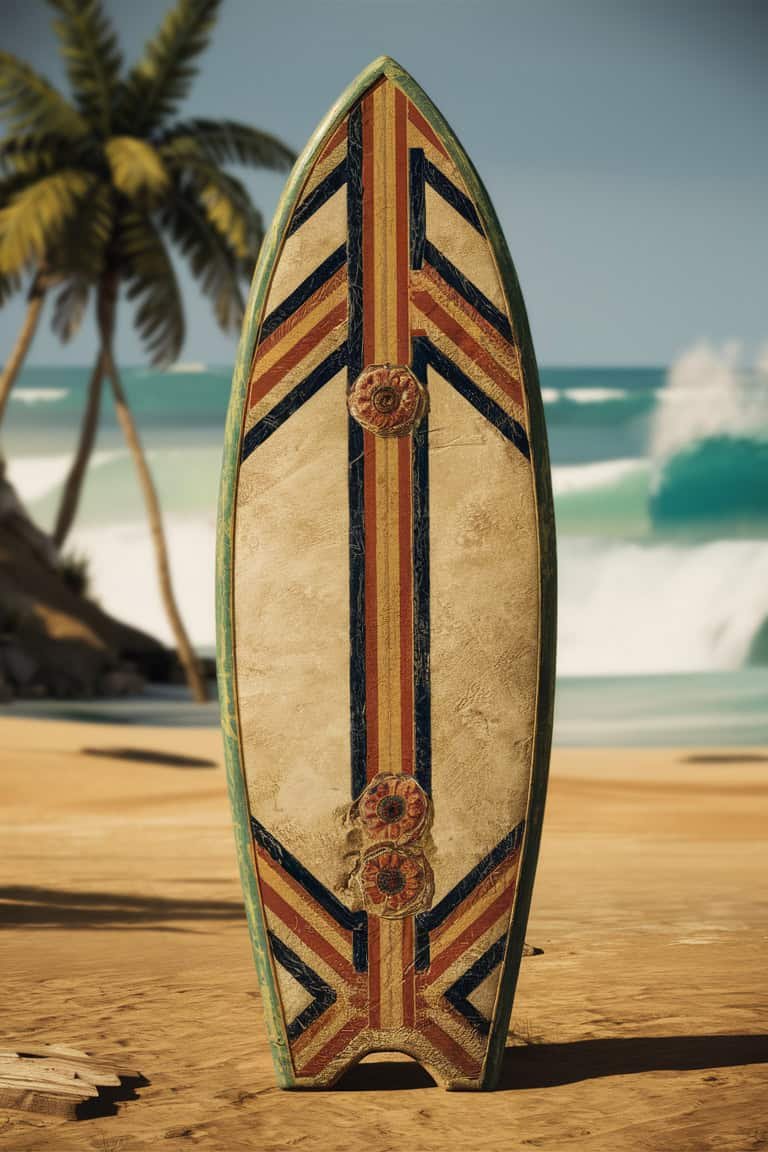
left=552, top=458, right=648, bottom=496
left=651, top=436, right=768, bottom=525
left=11, top=387, right=69, bottom=405
left=8, top=450, right=126, bottom=506
left=69, top=517, right=216, bottom=648
left=165, top=361, right=208, bottom=374
left=651, top=341, right=768, bottom=465
left=563, top=387, right=628, bottom=404
left=558, top=537, right=768, bottom=676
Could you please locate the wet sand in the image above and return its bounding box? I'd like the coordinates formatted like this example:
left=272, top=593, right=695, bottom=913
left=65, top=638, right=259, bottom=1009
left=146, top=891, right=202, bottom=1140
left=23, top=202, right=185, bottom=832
left=1, top=718, right=766, bottom=1150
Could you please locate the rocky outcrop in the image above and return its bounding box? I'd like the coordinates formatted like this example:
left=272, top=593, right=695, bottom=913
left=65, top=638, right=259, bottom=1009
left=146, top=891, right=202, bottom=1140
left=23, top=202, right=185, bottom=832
left=0, top=459, right=184, bottom=701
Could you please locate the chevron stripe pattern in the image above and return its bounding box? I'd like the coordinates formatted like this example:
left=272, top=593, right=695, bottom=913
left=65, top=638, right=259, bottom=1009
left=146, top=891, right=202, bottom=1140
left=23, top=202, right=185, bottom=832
left=237, top=76, right=532, bottom=1087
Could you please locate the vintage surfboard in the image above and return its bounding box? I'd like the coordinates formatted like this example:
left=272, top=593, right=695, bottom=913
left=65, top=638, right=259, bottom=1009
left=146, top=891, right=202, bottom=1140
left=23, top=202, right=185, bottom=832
left=217, top=56, right=556, bottom=1090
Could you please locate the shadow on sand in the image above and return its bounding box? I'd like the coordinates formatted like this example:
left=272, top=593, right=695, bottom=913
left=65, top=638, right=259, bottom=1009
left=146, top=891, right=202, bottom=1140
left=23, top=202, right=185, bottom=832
left=0, top=885, right=244, bottom=930
left=337, top=1034, right=768, bottom=1091
left=81, top=745, right=217, bottom=768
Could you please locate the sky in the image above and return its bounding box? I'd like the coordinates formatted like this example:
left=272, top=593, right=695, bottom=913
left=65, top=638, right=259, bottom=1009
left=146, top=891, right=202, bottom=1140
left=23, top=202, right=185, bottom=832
left=0, top=0, right=766, bottom=367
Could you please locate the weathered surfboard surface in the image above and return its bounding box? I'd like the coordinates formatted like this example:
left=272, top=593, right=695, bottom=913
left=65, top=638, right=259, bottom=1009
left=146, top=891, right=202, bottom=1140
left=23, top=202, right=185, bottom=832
left=217, top=57, right=556, bottom=1090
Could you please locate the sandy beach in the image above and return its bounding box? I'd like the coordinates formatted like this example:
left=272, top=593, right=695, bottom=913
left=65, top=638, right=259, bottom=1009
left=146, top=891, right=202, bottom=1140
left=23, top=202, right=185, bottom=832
left=1, top=717, right=766, bottom=1151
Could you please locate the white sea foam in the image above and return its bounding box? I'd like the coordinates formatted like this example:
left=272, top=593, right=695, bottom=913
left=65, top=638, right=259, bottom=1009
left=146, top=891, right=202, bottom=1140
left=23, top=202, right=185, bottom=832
left=70, top=516, right=216, bottom=648
left=166, top=361, right=207, bottom=374
left=11, top=387, right=69, bottom=405
left=7, top=450, right=126, bottom=505
left=558, top=537, right=768, bottom=676
left=540, top=387, right=559, bottom=404
left=563, top=387, right=627, bottom=403
left=651, top=341, right=768, bottom=467
left=552, top=458, right=647, bottom=496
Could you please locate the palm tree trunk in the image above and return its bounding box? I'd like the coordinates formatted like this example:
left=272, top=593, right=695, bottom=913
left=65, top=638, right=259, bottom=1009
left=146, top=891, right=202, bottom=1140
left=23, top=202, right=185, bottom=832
left=0, top=271, right=47, bottom=427
left=52, top=348, right=105, bottom=549
left=97, top=272, right=207, bottom=703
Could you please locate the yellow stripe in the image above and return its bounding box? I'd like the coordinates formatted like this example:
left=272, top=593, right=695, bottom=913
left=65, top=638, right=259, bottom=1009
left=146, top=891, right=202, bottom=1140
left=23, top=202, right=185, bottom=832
left=252, top=278, right=346, bottom=379
left=412, top=269, right=522, bottom=384
left=292, top=1001, right=346, bottom=1067
left=258, top=854, right=352, bottom=957
left=244, top=344, right=347, bottom=438
left=377, top=918, right=405, bottom=1029
left=264, top=186, right=346, bottom=314
left=428, top=863, right=517, bottom=964
left=412, top=306, right=526, bottom=430
left=427, top=910, right=511, bottom=999
left=374, top=437, right=402, bottom=776
left=301, top=137, right=347, bottom=200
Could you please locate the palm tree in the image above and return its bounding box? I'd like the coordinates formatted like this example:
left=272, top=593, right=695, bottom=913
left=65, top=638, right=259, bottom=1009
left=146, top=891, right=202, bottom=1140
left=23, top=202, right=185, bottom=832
left=0, top=0, right=295, bottom=700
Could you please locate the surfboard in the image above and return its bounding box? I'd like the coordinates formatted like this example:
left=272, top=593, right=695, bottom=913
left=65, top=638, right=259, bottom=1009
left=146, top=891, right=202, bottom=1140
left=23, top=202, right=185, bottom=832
left=217, top=56, right=556, bottom=1090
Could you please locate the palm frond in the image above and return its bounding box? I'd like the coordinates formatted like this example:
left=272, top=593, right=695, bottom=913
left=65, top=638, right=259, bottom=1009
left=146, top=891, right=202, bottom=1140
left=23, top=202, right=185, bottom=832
left=48, top=180, right=114, bottom=280
left=162, top=141, right=262, bottom=259
left=0, top=267, right=21, bottom=305
left=48, top=0, right=123, bottom=134
left=163, top=185, right=245, bottom=332
left=117, top=209, right=184, bottom=365
left=52, top=276, right=90, bottom=341
left=0, top=52, right=87, bottom=139
left=117, top=0, right=221, bottom=135
left=105, top=136, right=169, bottom=200
left=0, top=132, right=101, bottom=179
left=160, top=119, right=295, bottom=172
left=0, top=169, right=94, bottom=275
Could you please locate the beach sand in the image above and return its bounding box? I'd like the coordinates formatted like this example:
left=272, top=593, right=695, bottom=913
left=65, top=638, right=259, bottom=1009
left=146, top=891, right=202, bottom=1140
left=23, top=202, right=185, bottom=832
left=1, top=718, right=766, bottom=1151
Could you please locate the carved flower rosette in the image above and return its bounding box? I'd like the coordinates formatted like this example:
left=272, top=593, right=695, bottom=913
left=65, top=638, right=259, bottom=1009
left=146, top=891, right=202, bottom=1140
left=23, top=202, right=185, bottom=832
left=356, top=844, right=434, bottom=919
left=349, top=773, right=433, bottom=918
left=347, top=364, right=427, bottom=437
left=355, top=772, right=429, bottom=845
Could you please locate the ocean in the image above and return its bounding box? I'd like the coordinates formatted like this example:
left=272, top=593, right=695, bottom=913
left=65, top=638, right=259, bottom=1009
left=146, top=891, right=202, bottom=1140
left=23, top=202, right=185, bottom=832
left=4, top=343, right=768, bottom=745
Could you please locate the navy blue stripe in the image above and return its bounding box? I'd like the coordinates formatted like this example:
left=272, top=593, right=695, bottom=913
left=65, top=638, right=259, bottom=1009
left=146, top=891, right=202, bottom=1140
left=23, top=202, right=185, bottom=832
left=348, top=415, right=367, bottom=800
left=287, top=159, right=347, bottom=237
left=241, top=344, right=348, bottom=462
left=347, top=103, right=367, bottom=803
left=444, top=934, right=506, bottom=1036
left=253, top=816, right=368, bottom=973
left=413, top=337, right=529, bottom=460
left=415, top=819, right=525, bottom=970
left=409, top=148, right=426, bottom=270
left=259, top=244, right=346, bottom=344
left=268, top=930, right=336, bottom=1040
left=411, top=341, right=432, bottom=796
left=423, top=241, right=512, bottom=342
left=423, top=158, right=482, bottom=234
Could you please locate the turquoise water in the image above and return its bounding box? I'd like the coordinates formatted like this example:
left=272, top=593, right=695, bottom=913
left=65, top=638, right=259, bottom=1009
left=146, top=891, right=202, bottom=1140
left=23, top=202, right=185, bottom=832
left=3, top=350, right=767, bottom=745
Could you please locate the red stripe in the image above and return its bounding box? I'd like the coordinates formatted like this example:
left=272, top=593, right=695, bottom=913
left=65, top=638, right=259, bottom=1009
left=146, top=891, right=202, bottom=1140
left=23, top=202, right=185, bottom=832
left=398, top=436, right=414, bottom=775
left=407, top=103, right=449, bottom=158
left=394, top=88, right=410, bottom=363
left=297, top=1015, right=368, bottom=1078
left=255, top=266, right=346, bottom=360
left=421, top=884, right=513, bottom=986
left=411, top=287, right=523, bottom=409
left=420, top=1020, right=482, bottom=1079
left=321, top=118, right=348, bottom=159
left=363, top=432, right=379, bottom=781
left=361, top=93, right=376, bottom=364
left=432, top=852, right=519, bottom=942
left=402, top=916, right=415, bottom=1026
left=291, top=1001, right=338, bottom=1058
left=368, top=915, right=380, bottom=1029
left=249, top=299, right=347, bottom=407
left=260, top=880, right=354, bottom=980
left=255, top=846, right=353, bottom=946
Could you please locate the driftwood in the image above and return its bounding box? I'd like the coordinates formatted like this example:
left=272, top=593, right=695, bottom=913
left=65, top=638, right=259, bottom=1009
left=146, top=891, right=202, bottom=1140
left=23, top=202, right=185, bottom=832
left=0, top=1043, right=143, bottom=1118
